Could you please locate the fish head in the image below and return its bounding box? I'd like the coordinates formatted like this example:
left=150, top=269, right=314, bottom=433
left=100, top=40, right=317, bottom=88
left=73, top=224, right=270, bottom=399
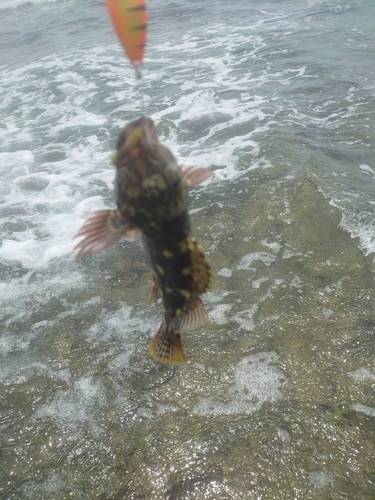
left=113, top=116, right=187, bottom=229
left=115, top=116, right=159, bottom=162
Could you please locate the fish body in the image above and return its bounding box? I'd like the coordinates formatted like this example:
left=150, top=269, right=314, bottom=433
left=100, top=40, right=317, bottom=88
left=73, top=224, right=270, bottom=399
left=114, top=118, right=189, bottom=237
left=74, top=116, right=213, bottom=364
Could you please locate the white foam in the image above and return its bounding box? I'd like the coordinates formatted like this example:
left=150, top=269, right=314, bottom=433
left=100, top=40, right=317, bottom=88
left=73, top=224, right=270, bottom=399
left=290, top=275, right=302, bottom=288
left=237, top=252, right=276, bottom=270
left=26, top=301, right=172, bottom=432
left=21, top=472, right=65, bottom=498
left=92, top=305, right=154, bottom=355
left=322, top=307, right=334, bottom=318
left=0, top=150, right=34, bottom=175
left=218, top=267, right=232, bottom=277
left=252, top=276, right=269, bottom=289
left=193, top=351, right=285, bottom=415
left=349, top=368, right=375, bottom=382
left=0, top=333, right=30, bottom=356
left=0, top=359, right=56, bottom=385
left=34, top=375, right=107, bottom=434
left=353, top=403, right=375, bottom=417
left=260, top=239, right=282, bottom=253
left=329, top=198, right=375, bottom=256
left=0, top=0, right=57, bottom=8
left=276, top=427, right=290, bottom=442
left=48, top=111, right=107, bottom=135
left=308, top=470, right=334, bottom=490
left=233, top=304, right=259, bottom=332
left=209, top=303, right=234, bottom=325
left=359, top=164, right=375, bottom=179
left=0, top=237, right=72, bottom=268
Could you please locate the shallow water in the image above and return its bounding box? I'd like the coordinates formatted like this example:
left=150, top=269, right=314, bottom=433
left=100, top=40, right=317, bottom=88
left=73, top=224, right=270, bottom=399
left=2, top=175, right=375, bottom=498
left=1, top=0, right=375, bottom=498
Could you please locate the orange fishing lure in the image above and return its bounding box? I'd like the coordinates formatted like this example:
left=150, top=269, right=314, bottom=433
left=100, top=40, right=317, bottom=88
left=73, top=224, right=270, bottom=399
left=106, top=0, right=147, bottom=75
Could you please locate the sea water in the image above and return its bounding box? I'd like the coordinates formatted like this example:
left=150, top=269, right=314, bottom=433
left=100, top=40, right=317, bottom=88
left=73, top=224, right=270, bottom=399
left=1, top=0, right=375, bottom=498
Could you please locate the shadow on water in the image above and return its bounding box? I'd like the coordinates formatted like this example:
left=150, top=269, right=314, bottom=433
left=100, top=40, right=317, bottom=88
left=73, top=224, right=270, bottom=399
left=1, top=175, right=375, bottom=499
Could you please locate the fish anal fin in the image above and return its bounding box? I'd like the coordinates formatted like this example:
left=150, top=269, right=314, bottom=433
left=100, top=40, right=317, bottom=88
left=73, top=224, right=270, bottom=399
left=148, top=322, right=184, bottom=365
left=178, top=298, right=209, bottom=332
left=179, top=165, right=213, bottom=189
left=150, top=275, right=162, bottom=303
left=73, top=209, right=138, bottom=257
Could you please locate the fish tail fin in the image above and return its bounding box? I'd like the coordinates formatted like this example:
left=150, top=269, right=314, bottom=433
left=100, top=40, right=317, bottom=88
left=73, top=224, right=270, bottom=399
left=148, top=322, right=184, bottom=365
left=73, top=209, right=138, bottom=257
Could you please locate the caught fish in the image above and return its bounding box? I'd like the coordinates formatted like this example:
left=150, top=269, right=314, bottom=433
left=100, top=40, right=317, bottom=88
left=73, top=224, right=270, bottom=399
left=74, top=116, right=213, bottom=365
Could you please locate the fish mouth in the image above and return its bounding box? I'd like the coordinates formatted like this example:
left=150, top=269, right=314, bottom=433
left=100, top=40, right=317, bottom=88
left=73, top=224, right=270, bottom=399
left=112, top=116, right=160, bottom=166
left=122, top=116, right=158, bottom=154
left=138, top=116, right=159, bottom=145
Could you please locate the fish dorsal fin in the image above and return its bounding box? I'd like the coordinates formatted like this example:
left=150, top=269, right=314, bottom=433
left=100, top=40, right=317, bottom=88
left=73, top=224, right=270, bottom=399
left=188, top=238, right=211, bottom=294
left=148, top=321, right=184, bottom=365
left=177, top=297, right=209, bottom=332
left=179, top=165, right=213, bottom=189
left=73, top=209, right=138, bottom=257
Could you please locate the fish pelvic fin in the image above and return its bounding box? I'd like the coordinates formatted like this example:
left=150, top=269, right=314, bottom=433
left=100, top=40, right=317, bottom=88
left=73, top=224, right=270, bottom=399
left=179, top=165, right=213, bottom=189
left=174, top=297, right=209, bottom=332
left=73, top=209, right=138, bottom=257
left=150, top=275, right=162, bottom=303
left=148, top=322, right=184, bottom=365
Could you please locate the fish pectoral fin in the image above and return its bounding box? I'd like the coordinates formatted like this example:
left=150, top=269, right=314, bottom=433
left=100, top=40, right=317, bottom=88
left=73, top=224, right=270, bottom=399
left=173, top=298, right=209, bottom=332
left=179, top=165, right=213, bottom=189
left=148, top=322, right=184, bottom=365
left=149, top=275, right=162, bottom=303
left=73, top=209, right=138, bottom=257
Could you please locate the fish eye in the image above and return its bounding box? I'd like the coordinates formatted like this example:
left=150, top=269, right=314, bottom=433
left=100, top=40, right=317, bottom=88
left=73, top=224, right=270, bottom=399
left=141, top=184, right=151, bottom=197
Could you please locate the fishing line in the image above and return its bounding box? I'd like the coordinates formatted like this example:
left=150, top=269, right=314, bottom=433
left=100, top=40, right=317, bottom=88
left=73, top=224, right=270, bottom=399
left=105, top=0, right=148, bottom=118
left=134, top=69, right=146, bottom=117
left=141, top=366, right=177, bottom=390
left=126, top=67, right=145, bottom=120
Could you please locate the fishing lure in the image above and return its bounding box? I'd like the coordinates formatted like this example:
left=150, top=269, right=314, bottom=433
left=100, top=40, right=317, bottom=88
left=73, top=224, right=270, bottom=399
left=106, top=0, right=147, bottom=78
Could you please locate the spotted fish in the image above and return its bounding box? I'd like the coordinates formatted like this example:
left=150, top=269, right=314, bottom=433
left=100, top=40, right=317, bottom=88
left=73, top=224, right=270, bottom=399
left=74, top=116, right=213, bottom=364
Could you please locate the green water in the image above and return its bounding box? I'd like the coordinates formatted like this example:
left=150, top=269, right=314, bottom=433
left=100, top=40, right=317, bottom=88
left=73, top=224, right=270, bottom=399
left=2, top=172, right=375, bottom=499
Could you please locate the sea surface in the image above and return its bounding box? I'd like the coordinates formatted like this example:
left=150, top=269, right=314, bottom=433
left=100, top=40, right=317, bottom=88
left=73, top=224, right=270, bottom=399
left=1, top=0, right=375, bottom=498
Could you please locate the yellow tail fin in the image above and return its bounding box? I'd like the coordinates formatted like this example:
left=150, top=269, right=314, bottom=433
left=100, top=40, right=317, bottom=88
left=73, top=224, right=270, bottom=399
left=148, top=322, right=184, bottom=365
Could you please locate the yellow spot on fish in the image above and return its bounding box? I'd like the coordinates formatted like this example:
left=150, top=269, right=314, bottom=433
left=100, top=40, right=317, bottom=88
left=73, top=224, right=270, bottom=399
left=179, top=289, right=190, bottom=299
left=179, top=240, right=189, bottom=252
left=180, top=238, right=195, bottom=253
left=165, top=287, right=173, bottom=293
left=156, top=265, right=165, bottom=276
left=163, top=249, right=174, bottom=258
left=124, top=127, right=143, bottom=153
left=181, top=267, right=191, bottom=276
left=175, top=308, right=181, bottom=315
left=127, top=186, right=140, bottom=198
left=125, top=205, right=136, bottom=216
